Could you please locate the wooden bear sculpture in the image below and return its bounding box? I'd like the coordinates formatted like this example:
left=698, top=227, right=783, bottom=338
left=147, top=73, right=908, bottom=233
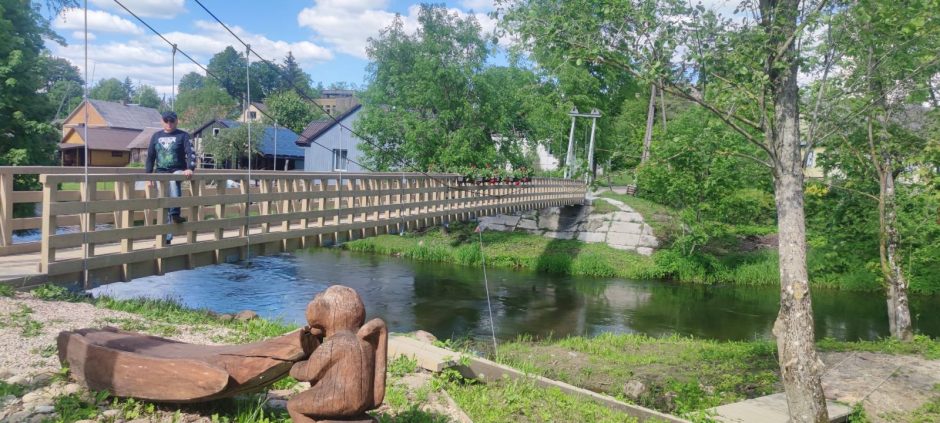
left=288, top=285, right=388, bottom=423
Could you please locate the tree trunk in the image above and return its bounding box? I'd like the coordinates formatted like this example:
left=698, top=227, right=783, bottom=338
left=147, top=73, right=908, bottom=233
left=764, top=1, right=828, bottom=421
left=641, top=84, right=656, bottom=164
left=659, top=80, right=667, bottom=132
left=879, top=167, right=914, bottom=341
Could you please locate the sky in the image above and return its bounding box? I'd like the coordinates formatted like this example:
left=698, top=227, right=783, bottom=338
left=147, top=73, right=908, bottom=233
left=46, top=0, right=742, bottom=101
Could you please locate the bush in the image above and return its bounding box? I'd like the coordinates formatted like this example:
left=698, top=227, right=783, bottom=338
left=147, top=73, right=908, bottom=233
left=715, top=188, right=776, bottom=225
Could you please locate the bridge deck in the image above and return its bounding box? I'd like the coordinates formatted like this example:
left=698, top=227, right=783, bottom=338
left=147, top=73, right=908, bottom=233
left=0, top=168, right=586, bottom=288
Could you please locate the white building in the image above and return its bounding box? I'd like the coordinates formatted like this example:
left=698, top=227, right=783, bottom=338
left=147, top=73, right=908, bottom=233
left=295, top=104, right=367, bottom=172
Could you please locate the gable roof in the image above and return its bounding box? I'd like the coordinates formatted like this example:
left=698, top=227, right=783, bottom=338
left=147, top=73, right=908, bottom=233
left=295, top=104, right=362, bottom=147
left=60, top=127, right=141, bottom=151
left=70, top=99, right=162, bottom=130
left=204, top=120, right=303, bottom=158
left=127, top=127, right=163, bottom=150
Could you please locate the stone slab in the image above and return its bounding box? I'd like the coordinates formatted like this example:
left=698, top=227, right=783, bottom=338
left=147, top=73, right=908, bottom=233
left=517, top=219, right=539, bottom=230
left=709, top=393, right=852, bottom=423
left=576, top=232, right=608, bottom=243
left=609, top=222, right=644, bottom=235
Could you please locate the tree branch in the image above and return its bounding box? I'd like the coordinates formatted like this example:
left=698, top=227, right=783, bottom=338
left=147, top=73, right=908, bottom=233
left=770, top=0, right=829, bottom=66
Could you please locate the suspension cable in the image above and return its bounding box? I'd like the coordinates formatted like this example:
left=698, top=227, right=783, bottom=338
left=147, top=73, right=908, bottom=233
left=171, top=44, right=177, bottom=108
left=245, top=43, right=252, bottom=264
left=188, top=0, right=534, bottom=201
left=81, top=0, right=90, bottom=287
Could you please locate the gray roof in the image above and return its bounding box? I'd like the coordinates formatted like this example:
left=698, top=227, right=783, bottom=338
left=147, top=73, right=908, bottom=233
left=295, top=104, right=362, bottom=146
left=60, top=127, right=141, bottom=151
left=127, top=127, right=163, bottom=150
left=85, top=99, right=162, bottom=130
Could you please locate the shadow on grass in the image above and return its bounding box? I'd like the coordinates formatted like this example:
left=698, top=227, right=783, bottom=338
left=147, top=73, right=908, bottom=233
left=534, top=205, right=586, bottom=275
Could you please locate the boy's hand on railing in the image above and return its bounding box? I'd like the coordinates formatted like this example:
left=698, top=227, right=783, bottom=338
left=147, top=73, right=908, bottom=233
left=183, top=170, right=193, bottom=178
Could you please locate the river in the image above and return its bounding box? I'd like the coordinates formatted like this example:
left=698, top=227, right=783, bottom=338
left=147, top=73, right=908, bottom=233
left=89, top=249, right=940, bottom=342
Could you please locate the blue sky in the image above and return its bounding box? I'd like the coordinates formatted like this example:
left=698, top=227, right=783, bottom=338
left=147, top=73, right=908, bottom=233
left=47, top=0, right=502, bottom=99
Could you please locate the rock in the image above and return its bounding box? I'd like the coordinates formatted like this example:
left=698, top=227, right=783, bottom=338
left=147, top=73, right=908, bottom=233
left=75, top=420, right=96, bottom=423
left=266, top=399, right=288, bottom=409
left=9, top=410, right=32, bottom=422
left=22, top=390, right=45, bottom=404
left=63, top=383, right=82, bottom=395
left=6, top=373, right=29, bottom=385
left=234, top=310, right=258, bottom=321
left=128, top=418, right=151, bottom=423
left=34, top=404, right=55, bottom=413
left=29, top=372, right=53, bottom=387
left=0, top=368, right=12, bottom=380
left=101, top=409, right=121, bottom=418
left=636, top=247, right=654, bottom=256
left=1, top=394, right=16, bottom=406
left=218, top=314, right=234, bottom=322
left=516, top=219, right=538, bottom=231
left=622, top=380, right=647, bottom=399
left=413, top=330, right=438, bottom=344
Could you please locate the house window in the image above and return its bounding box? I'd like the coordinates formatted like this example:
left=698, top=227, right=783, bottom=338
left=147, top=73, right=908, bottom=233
left=806, top=151, right=816, bottom=167
left=111, top=151, right=123, bottom=157
left=248, top=111, right=257, bottom=119
left=332, top=149, right=348, bottom=171
left=212, top=127, right=221, bottom=136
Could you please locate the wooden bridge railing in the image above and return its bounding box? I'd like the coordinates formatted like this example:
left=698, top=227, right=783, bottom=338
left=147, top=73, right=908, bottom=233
left=28, top=170, right=584, bottom=283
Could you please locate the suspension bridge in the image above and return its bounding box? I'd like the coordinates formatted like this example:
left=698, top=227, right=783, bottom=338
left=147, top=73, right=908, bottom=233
left=0, top=166, right=585, bottom=289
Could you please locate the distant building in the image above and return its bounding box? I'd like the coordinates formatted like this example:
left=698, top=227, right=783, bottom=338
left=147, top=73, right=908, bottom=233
left=127, top=127, right=163, bottom=165
left=192, top=119, right=303, bottom=170
left=239, top=102, right=268, bottom=123
left=295, top=104, right=366, bottom=172
left=59, top=99, right=161, bottom=166
left=314, top=89, right=358, bottom=116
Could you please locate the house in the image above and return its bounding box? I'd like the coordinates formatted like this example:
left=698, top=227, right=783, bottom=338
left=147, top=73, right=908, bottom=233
left=295, top=104, right=365, bottom=172
left=59, top=99, right=162, bottom=166
left=314, top=90, right=358, bottom=116
left=239, top=102, right=267, bottom=123
left=191, top=119, right=303, bottom=170
left=126, top=127, right=162, bottom=165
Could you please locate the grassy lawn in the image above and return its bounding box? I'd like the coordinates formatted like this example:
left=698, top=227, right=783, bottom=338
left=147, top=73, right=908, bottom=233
left=60, top=181, right=116, bottom=191
left=344, top=221, right=662, bottom=280
left=599, top=191, right=682, bottom=241
left=497, top=333, right=940, bottom=420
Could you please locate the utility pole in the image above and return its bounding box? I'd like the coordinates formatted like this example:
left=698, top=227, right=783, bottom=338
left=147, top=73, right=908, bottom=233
left=586, top=108, right=601, bottom=182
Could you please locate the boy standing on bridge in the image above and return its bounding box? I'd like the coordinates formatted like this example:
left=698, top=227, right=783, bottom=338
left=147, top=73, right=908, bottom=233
left=146, top=111, right=195, bottom=245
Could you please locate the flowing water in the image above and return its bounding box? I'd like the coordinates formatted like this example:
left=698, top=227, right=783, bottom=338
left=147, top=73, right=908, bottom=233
left=89, top=249, right=940, bottom=342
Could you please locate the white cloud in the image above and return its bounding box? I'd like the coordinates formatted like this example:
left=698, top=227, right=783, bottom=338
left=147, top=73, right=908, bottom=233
left=54, top=8, right=142, bottom=35
left=89, top=0, right=186, bottom=19
left=72, top=31, right=96, bottom=41
left=298, top=1, right=502, bottom=59
left=187, top=20, right=333, bottom=63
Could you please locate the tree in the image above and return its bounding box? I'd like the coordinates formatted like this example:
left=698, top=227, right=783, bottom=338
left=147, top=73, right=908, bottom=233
left=358, top=4, right=514, bottom=170
left=497, top=0, right=829, bottom=419
left=248, top=60, right=281, bottom=102
left=178, top=72, right=206, bottom=94
left=280, top=52, right=313, bottom=96
left=135, top=84, right=161, bottom=109
left=37, top=54, right=81, bottom=92
left=0, top=0, right=62, bottom=167
left=815, top=0, right=940, bottom=340
left=173, top=81, right=237, bottom=129
left=264, top=90, right=322, bottom=134
left=201, top=123, right=263, bottom=169
left=89, top=77, right=129, bottom=102
left=122, top=77, right=135, bottom=101
left=207, top=46, right=247, bottom=103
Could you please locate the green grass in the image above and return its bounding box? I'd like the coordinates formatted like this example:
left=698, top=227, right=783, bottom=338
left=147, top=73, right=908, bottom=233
left=60, top=181, right=116, bottom=191
left=344, top=222, right=663, bottom=280
left=817, top=335, right=940, bottom=360
left=2, top=303, right=44, bottom=337
left=0, top=381, right=26, bottom=397
left=590, top=198, right=620, bottom=214
left=0, top=284, right=14, bottom=297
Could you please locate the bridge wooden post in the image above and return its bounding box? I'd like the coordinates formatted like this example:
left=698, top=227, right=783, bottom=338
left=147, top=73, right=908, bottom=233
left=154, top=180, right=167, bottom=275
left=0, top=172, right=12, bottom=248
left=117, top=181, right=133, bottom=281
left=39, top=178, right=58, bottom=273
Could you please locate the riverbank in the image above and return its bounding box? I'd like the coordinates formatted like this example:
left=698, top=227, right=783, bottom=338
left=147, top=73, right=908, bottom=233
left=3, top=288, right=939, bottom=422
left=0, top=288, right=642, bottom=423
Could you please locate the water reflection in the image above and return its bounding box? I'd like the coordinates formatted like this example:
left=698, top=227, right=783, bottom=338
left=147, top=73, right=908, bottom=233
left=89, top=249, right=940, bottom=342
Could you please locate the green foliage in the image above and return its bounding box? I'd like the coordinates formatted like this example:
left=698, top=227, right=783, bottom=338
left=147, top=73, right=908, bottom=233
left=264, top=90, right=322, bottom=134
left=174, top=82, right=237, bottom=129
left=89, top=77, right=130, bottom=102
left=816, top=335, right=940, bottom=360
left=178, top=71, right=206, bottom=94
left=0, top=0, right=60, bottom=167
left=207, top=46, right=248, bottom=102
left=53, top=392, right=107, bottom=422
left=135, top=84, right=161, bottom=109
left=0, top=381, right=25, bottom=397
left=201, top=123, right=264, bottom=169
left=0, top=284, right=13, bottom=297
left=388, top=355, right=419, bottom=377
left=32, top=283, right=83, bottom=301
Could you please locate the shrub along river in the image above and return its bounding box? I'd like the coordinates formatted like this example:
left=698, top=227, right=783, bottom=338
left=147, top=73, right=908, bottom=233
left=89, top=249, right=940, bottom=342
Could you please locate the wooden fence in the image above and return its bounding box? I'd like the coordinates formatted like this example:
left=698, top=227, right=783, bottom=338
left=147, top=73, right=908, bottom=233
left=0, top=168, right=584, bottom=285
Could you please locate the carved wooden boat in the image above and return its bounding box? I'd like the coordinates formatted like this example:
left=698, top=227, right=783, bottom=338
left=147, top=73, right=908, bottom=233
left=57, top=326, right=310, bottom=402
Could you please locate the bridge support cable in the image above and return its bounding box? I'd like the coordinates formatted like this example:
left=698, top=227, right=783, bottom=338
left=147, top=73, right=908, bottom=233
left=188, top=0, right=539, bottom=202
left=81, top=0, right=90, bottom=287
left=245, top=43, right=253, bottom=264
